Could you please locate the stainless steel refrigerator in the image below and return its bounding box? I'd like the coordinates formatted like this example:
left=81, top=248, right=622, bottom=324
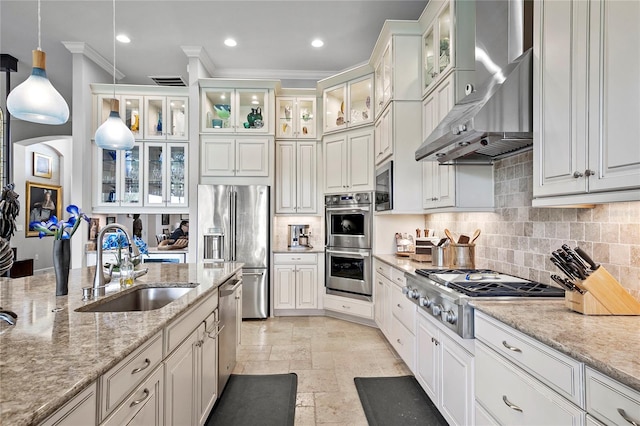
left=197, top=184, right=269, bottom=318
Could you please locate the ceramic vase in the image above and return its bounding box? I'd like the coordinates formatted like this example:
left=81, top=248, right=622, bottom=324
left=53, top=239, right=71, bottom=296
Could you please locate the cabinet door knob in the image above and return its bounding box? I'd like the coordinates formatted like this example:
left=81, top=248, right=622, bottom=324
left=585, top=169, right=595, bottom=177
left=573, top=171, right=584, bottom=178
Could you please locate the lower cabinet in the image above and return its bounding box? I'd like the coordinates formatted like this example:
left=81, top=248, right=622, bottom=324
left=388, top=279, right=416, bottom=372
left=40, top=382, right=97, bottom=426
left=416, top=309, right=474, bottom=426
left=374, top=271, right=392, bottom=336
left=273, top=253, right=318, bottom=311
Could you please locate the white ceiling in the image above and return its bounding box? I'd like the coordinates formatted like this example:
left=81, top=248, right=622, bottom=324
left=1, top=0, right=428, bottom=105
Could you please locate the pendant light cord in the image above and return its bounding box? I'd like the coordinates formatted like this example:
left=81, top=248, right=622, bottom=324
left=37, top=0, right=41, bottom=50
left=112, top=0, right=116, bottom=98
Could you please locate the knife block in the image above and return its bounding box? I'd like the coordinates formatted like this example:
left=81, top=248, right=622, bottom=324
left=564, top=266, right=640, bottom=315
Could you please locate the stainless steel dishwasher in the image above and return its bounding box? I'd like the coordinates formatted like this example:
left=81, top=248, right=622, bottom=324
left=218, top=274, right=242, bottom=393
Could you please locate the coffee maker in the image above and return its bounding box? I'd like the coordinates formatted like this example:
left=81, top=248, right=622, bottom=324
left=288, top=224, right=310, bottom=248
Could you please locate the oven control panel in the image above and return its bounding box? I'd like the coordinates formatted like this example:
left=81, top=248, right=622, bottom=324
left=325, top=192, right=372, bottom=206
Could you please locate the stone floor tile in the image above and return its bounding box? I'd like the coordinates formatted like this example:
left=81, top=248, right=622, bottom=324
left=270, top=344, right=312, bottom=361
left=311, top=351, right=335, bottom=370
left=297, top=369, right=339, bottom=392
left=296, top=392, right=315, bottom=407
left=240, top=360, right=290, bottom=374
left=294, top=406, right=317, bottom=425
left=289, top=359, right=313, bottom=371
left=314, top=391, right=368, bottom=424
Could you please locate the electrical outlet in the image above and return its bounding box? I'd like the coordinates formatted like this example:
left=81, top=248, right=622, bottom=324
left=35, top=254, right=39, bottom=261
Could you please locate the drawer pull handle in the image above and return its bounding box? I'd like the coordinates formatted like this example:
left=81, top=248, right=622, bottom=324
left=342, top=305, right=351, bottom=309
left=208, top=324, right=225, bottom=339
left=618, top=408, right=640, bottom=426
left=397, top=338, right=402, bottom=345
left=130, top=389, right=150, bottom=407
left=502, top=341, right=522, bottom=353
left=131, top=358, right=151, bottom=375
left=502, top=395, right=523, bottom=413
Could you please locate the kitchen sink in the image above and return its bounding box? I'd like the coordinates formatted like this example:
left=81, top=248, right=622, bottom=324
left=76, top=285, right=198, bottom=313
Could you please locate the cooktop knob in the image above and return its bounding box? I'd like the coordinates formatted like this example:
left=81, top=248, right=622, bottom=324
left=432, top=304, right=443, bottom=316
left=419, top=296, right=432, bottom=308
left=441, top=309, right=457, bottom=325
left=410, top=289, right=420, bottom=299
left=356, top=195, right=361, bottom=201
left=332, top=196, right=338, bottom=202
left=364, top=194, right=369, bottom=200
left=402, top=286, right=411, bottom=295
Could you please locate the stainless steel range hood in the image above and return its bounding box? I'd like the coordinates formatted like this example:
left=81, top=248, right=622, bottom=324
left=416, top=0, right=533, bottom=164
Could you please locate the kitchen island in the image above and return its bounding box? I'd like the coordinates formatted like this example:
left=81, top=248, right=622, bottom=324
left=0, top=262, right=242, bottom=426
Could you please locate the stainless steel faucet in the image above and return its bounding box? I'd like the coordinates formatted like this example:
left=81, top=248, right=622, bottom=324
left=92, top=223, right=140, bottom=297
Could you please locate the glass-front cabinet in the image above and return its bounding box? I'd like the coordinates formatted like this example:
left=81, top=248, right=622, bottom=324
left=423, top=2, right=453, bottom=94
left=201, top=88, right=269, bottom=133
left=95, top=142, right=144, bottom=208
left=374, top=42, right=393, bottom=117
left=323, top=74, right=373, bottom=133
left=276, top=97, right=316, bottom=139
left=144, top=142, right=188, bottom=208
left=97, top=94, right=143, bottom=139
left=144, top=96, right=188, bottom=140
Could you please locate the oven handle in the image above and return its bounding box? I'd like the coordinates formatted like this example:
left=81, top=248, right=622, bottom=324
left=326, top=249, right=370, bottom=258
left=325, top=207, right=371, bottom=212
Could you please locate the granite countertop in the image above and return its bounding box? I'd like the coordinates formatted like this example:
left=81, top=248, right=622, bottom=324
left=272, top=244, right=325, bottom=253
left=373, top=253, right=434, bottom=275
left=0, top=262, right=242, bottom=426
left=85, top=248, right=189, bottom=254
left=472, top=300, right=640, bottom=393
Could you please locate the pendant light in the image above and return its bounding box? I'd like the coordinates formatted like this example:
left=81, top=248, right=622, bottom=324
left=6, top=0, right=69, bottom=125
left=94, top=0, right=134, bottom=150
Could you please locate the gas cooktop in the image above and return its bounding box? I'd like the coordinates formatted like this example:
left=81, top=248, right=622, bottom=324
left=414, top=268, right=565, bottom=298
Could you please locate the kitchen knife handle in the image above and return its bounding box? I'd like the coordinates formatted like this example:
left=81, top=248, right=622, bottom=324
left=574, top=246, right=599, bottom=270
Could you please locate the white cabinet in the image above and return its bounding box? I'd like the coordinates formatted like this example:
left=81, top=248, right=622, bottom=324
left=273, top=253, right=318, bottom=311
left=40, top=382, right=97, bottom=426
left=533, top=0, right=640, bottom=205
left=374, top=272, right=392, bottom=337
left=323, top=127, right=374, bottom=194
left=144, top=95, right=188, bottom=140
left=416, top=309, right=475, bottom=426
left=388, top=282, right=416, bottom=372
left=201, top=137, right=269, bottom=177
left=374, top=40, right=392, bottom=115
left=275, top=141, right=317, bottom=214
left=324, top=293, right=373, bottom=319
left=144, top=142, right=188, bottom=208
left=97, top=94, right=143, bottom=139
left=586, top=367, right=640, bottom=426
left=323, top=75, right=373, bottom=133
left=276, top=96, right=316, bottom=139
left=94, top=142, right=144, bottom=209
left=201, top=87, right=270, bottom=133
left=374, top=106, right=392, bottom=165
left=421, top=0, right=475, bottom=97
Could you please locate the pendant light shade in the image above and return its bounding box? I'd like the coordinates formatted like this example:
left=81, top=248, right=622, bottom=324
left=6, top=50, right=69, bottom=125
left=95, top=99, right=135, bottom=150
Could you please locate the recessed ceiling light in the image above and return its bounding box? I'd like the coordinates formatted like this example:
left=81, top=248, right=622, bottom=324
left=311, top=39, right=324, bottom=48
left=224, top=38, right=237, bottom=47
left=116, top=34, right=130, bottom=43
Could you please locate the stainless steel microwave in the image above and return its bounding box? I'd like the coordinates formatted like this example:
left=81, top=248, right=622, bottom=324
left=375, top=161, right=393, bottom=211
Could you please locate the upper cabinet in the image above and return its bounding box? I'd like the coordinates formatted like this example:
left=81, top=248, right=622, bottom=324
left=323, top=127, right=374, bottom=194
left=275, top=97, right=317, bottom=139
left=201, top=136, right=270, bottom=177
left=322, top=74, right=373, bottom=134
left=533, top=0, right=640, bottom=206
left=97, top=94, right=144, bottom=140
left=420, top=0, right=475, bottom=99
left=374, top=42, right=393, bottom=115
left=94, top=143, right=144, bottom=209
left=144, top=96, right=189, bottom=140
left=144, top=142, right=188, bottom=208
left=201, top=87, right=271, bottom=134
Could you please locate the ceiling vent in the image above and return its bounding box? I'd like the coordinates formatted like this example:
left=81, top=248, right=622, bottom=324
left=149, top=75, right=186, bottom=87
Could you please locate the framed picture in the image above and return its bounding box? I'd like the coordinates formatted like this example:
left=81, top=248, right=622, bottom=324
left=88, top=218, right=100, bottom=241
left=33, top=152, right=53, bottom=179
left=162, top=214, right=170, bottom=225
left=106, top=216, right=116, bottom=225
left=26, top=181, right=62, bottom=237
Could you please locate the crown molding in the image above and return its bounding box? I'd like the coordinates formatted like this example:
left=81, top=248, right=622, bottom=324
left=62, top=41, right=125, bottom=80
left=181, top=45, right=216, bottom=77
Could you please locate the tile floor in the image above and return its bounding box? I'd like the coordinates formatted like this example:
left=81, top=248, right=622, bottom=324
left=233, top=316, right=412, bottom=425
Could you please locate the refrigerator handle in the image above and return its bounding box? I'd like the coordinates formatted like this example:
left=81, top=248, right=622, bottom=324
left=231, top=190, right=237, bottom=261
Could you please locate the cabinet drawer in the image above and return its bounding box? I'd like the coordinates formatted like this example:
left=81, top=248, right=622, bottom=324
left=274, top=253, right=317, bottom=264
left=324, top=295, right=373, bottom=319
left=101, top=364, right=164, bottom=426
left=390, top=268, right=407, bottom=287
left=375, top=261, right=392, bottom=279
left=391, top=285, right=416, bottom=334
left=391, top=317, right=415, bottom=372
left=165, top=289, right=218, bottom=354
left=41, top=382, right=97, bottom=426
left=476, top=342, right=585, bottom=425
left=100, top=331, right=163, bottom=420
left=586, top=367, right=640, bottom=426
left=475, top=311, right=584, bottom=407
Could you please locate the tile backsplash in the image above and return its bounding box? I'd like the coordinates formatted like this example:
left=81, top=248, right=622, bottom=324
left=272, top=216, right=324, bottom=249
left=424, top=151, right=640, bottom=297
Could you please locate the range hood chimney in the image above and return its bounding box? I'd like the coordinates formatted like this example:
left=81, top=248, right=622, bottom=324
left=415, top=0, right=534, bottom=164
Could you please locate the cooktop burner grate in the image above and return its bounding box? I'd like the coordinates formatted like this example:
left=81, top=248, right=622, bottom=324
left=447, top=281, right=566, bottom=298
left=415, top=268, right=495, bottom=278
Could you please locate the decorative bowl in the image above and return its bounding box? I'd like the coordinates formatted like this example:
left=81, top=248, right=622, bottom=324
left=213, top=104, right=231, bottom=119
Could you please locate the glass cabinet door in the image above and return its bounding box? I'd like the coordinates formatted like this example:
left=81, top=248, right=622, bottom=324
left=276, top=98, right=295, bottom=138
left=120, top=143, right=143, bottom=207
left=121, top=95, right=143, bottom=139
left=97, top=148, right=118, bottom=206
left=236, top=89, right=268, bottom=133
left=375, top=60, right=384, bottom=116
left=166, top=96, right=188, bottom=140
left=438, top=4, right=452, bottom=74
left=167, top=143, right=187, bottom=206
left=423, top=27, right=436, bottom=91
left=382, top=44, right=392, bottom=106
left=144, top=96, right=167, bottom=140
left=145, top=143, right=165, bottom=205
left=297, top=97, right=316, bottom=139
left=324, top=84, right=347, bottom=132
left=202, top=89, right=234, bottom=131
left=348, top=76, right=373, bottom=127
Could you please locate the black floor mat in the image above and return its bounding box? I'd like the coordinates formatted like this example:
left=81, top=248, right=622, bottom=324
left=354, top=375, right=449, bottom=426
left=206, top=373, right=297, bottom=426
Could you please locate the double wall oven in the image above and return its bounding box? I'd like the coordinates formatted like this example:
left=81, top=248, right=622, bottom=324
left=325, top=192, right=373, bottom=301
